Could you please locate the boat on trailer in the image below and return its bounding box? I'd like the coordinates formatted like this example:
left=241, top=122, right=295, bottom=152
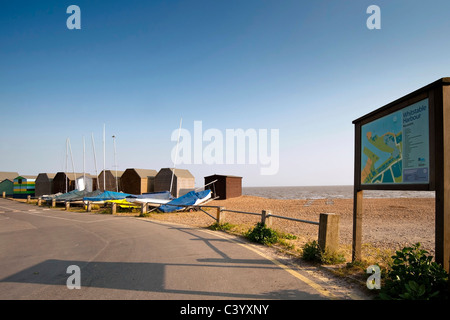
left=125, top=191, right=174, bottom=205
left=158, top=189, right=212, bottom=213
left=83, top=190, right=131, bottom=205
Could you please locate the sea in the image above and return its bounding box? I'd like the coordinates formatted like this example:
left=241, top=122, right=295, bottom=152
left=242, top=185, right=435, bottom=200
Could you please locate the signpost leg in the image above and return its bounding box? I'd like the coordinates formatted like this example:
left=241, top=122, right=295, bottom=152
left=352, top=190, right=363, bottom=262
left=437, top=89, right=450, bottom=272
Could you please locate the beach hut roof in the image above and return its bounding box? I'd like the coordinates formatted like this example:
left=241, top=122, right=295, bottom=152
left=37, top=173, right=57, bottom=179
left=112, top=170, right=124, bottom=178
left=0, top=172, right=20, bottom=181
left=133, top=169, right=158, bottom=178
left=100, top=169, right=124, bottom=178
left=160, top=168, right=194, bottom=179
left=59, top=172, right=96, bottom=179
left=205, top=174, right=242, bottom=179
left=15, top=175, right=37, bottom=180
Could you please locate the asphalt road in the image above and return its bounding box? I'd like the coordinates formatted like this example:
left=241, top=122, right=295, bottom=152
left=0, top=198, right=360, bottom=300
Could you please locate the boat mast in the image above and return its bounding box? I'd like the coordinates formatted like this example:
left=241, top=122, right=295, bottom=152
left=170, top=118, right=182, bottom=196
left=112, top=135, right=118, bottom=192
left=83, top=136, right=86, bottom=188
left=65, top=138, right=69, bottom=193
left=91, top=133, right=99, bottom=187
left=68, top=138, right=77, bottom=190
left=103, top=124, right=106, bottom=191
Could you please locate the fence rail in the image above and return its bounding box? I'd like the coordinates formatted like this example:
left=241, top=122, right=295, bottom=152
left=220, top=208, right=319, bottom=225
left=221, top=209, right=263, bottom=216
left=30, top=195, right=339, bottom=252
left=267, top=213, right=319, bottom=226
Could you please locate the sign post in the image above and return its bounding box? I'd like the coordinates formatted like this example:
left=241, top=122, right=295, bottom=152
left=352, top=78, right=450, bottom=272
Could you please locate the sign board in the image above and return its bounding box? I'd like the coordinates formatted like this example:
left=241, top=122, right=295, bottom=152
left=352, top=78, right=450, bottom=272
left=361, top=98, right=430, bottom=185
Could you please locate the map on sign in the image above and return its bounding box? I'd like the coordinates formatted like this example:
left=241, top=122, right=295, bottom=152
left=361, top=99, right=429, bottom=185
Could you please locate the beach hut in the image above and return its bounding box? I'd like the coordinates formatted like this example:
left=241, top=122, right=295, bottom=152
left=13, top=175, right=36, bottom=199
left=204, top=174, right=242, bottom=199
left=0, top=179, right=14, bottom=197
left=76, top=174, right=97, bottom=192
left=120, top=168, right=157, bottom=195
left=154, top=168, right=195, bottom=198
left=0, top=171, right=19, bottom=198
left=53, top=172, right=85, bottom=194
left=98, top=169, right=124, bottom=192
left=35, top=173, right=56, bottom=197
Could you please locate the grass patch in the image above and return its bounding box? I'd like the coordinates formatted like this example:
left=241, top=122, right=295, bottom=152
left=300, top=240, right=346, bottom=265
left=245, top=222, right=297, bottom=247
left=208, top=222, right=236, bottom=231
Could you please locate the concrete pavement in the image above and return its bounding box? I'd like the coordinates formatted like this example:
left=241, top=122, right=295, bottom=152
left=0, top=198, right=364, bottom=300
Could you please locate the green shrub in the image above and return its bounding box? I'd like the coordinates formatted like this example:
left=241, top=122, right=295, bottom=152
left=301, top=240, right=321, bottom=261
left=320, top=248, right=346, bottom=265
left=245, top=223, right=279, bottom=245
left=301, top=240, right=345, bottom=264
left=209, top=222, right=235, bottom=231
left=379, top=243, right=449, bottom=300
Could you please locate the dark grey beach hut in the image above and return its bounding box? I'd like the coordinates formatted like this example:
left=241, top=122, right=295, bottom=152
left=35, top=173, right=56, bottom=197
left=98, top=169, right=124, bottom=192
left=121, top=168, right=157, bottom=195
left=204, top=174, right=242, bottom=199
left=154, top=168, right=195, bottom=198
left=53, top=172, right=85, bottom=194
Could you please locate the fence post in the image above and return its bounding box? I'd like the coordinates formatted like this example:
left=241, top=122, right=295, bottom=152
left=141, top=203, right=148, bottom=215
left=318, top=213, right=340, bottom=254
left=216, top=207, right=225, bottom=223
left=111, top=202, right=117, bottom=214
left=2, top=191, right=5, bottom=198
left=261, top=210, right=272, bottom=228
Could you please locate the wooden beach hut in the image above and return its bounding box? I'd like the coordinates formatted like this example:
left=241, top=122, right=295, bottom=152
left=35, top=173, right=56, bottom=197
left=121, top=168, right=157, bottom=195
left=204, top=174, right=242, bottom=199
left=53, top=172, right=86, bottom=194
left=13, top=175, right=36, bottom=199
left=0, top=179, right=14, bottom=197
left=0, top=172, right=19, bottom=197
left=98, top=169, right=124, bottom=192
left=154, top=168, right=195, bottom=198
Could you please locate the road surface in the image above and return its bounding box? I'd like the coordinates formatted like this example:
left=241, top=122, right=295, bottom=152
left=0, top=198, right=365, bottom=300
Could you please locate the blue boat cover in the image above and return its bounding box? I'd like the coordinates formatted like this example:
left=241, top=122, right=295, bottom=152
left=83, top=190, right=131, bottom=202
left=158, top=189, right=211, bottom=213
left=126, top=191, right=174, bottom=201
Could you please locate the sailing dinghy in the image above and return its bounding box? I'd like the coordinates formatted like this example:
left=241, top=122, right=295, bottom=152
left=158, top=189, right=212, bottom=213
left=83, top=190, right=131, bottom=205
left=125, top=191, right=174, bottom=205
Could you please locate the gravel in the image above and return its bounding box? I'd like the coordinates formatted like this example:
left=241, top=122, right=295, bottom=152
left=143, top=195, right=436, bottom=261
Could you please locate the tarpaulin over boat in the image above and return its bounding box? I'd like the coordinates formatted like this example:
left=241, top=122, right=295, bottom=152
left=126, top=191, right=174, bottom=204
left=54, top=189, right=103, bottom=202
left=83, top=190, right=131, bottom=202
left=158, top=189, right=212, bottom=213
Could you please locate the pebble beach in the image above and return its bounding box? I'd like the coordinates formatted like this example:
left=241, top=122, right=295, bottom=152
left=146, top=195, right=436, bottom=263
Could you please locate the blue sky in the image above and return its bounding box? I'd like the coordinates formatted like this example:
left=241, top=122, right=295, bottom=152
left=1, top=0, right=450, bottom=187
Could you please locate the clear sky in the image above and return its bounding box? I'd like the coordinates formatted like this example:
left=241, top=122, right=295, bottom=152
left=1, top=0, right=450, bottom=187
